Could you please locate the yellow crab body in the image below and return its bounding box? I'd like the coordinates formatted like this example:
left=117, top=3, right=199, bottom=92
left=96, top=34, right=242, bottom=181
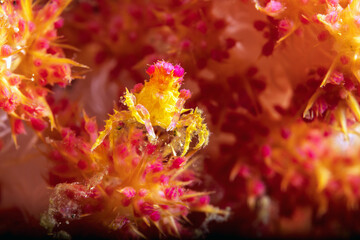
left=133, top=81, right=180, bottom=129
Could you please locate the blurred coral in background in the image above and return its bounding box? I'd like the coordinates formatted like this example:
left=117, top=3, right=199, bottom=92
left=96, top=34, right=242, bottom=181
left=2, top=0, right=360, bottom=239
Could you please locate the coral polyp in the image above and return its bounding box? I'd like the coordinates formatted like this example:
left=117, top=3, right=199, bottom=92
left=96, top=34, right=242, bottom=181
left=264, top=119, right=360, bottom=215
left=0, top=0, right=85, bottom=142
left=41, top=62, right=226, bottom=238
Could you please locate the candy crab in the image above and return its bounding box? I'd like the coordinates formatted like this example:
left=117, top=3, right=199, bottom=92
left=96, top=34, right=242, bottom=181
left=92, top=61, right=209, bottom=156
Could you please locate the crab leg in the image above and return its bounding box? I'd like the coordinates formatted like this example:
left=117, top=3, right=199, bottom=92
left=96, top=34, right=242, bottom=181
left=135, top=104, right=156, bottom=141
left=124, top=89, right=145, bottom=124
left=194, top=124, right=209, bottom=149
left=124, top=89, right=156, bottom=141
left=167, top=89, right=191, bottom=131
left=181, top=121, right=197, bottom=156
left=91, top=110, right=127, bottom=151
